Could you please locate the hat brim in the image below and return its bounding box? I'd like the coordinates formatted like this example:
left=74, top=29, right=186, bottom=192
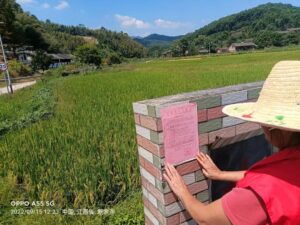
left=222, top=102, right=300, bottom=132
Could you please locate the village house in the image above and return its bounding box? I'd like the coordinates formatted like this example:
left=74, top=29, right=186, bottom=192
left=5, top=45, right=74, bottom=68
left=14, top=49, right=73, bottom=68
left=17, top=50, right=36, bottom=64
left=162, top=50, right=172, bottom=57
left=47, top=53, right=74, bottom=68
left=198, top=48, right=209, bottom=55
left=217, top=48, right=229, bottom=54
left=228, top=42, right=257, bottom=52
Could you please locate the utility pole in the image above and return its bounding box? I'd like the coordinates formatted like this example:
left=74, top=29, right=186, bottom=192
left=0, top=22, right=13, bottom=94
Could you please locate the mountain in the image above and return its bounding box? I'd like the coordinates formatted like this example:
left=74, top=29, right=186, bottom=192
left=171, top=3, right=300, bottom=56
left=1, top=0, right=145, bottom=58
left=195, top=3, right=300, bottom=36
left=134, top=34, right=183, bottom=47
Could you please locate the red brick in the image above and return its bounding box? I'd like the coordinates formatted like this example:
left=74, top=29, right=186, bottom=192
left=139, top=155, right=146, bottom=167
left=197, top=109, right=207, bottom=122
left=180, top=210, right=192, bottom=223
left=144, top=197, right=181, bottom=225
left=144, top=157, right=163, bottom=180
left=142, top=177, right=164, bottom=203
left=166, top=213, right=181, bottom=225
left=144, top=196, right=150, bottom=208
left=140, top=115, right=163, bottom=131
left=199, top=133, right=209, bottom=146
left=137, top=135, right=164, bottom=157
left=207, top=106, right=225, bottom=120
left=145, top=215, right=155, bottom=225
left=134, top=113, right=141, bottom=125
left=143, top=197, right=166, bottom=224
left=209, top=126, right=236, bottom=143
left=164, top=191, right=178, bottom=205
left=175, top=160, right=200, bottom=176
left=163, top=181, right=208, bottom=205
left=189, top=180, right=208, bottom=194
left=236, top=122, right=261, bottom=135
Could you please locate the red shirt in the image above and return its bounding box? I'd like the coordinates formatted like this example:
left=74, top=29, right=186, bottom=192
left=222, top=187, right=269, bottom=225
left=237, top=146, right=300, bottom=225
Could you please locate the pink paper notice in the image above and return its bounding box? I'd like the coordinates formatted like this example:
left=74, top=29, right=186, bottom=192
left=160, top=103, right=199, bottom=165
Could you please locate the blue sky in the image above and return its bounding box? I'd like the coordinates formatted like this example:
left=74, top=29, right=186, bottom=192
left=17, top=0, right=300, bottom=37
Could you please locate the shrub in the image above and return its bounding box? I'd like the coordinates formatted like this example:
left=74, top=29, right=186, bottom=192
left=75, top=44, right=102, bottom=67
left=8, top=59, right=32, bottom=78
left=31, top=50, right=52, bottom=72
left=107, top=53, right=122, bottom=65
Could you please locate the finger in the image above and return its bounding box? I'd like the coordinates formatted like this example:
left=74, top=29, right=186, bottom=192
left=169, top=164, right=179, bottom=177
left=199, top=152, right=206, bottom=160
left=197, top=153, right=206, bottom=162
left=166, top=164, right=174, bottom=179
left=202, top=169, right=209, bottom=177
left=205, top=154, right=212, bottom=161
left=163, top=173, right=172, bottom=185
left=196, top=154, right=202, bottom=162
left=206, top=154, right=216, bottom=165
left=197, top=154, right=207, bottom=166
left=197, top=155, right=205, bottom=166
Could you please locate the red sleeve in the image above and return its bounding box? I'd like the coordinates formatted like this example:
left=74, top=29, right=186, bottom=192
left=221, top=188, right=268, bottom=225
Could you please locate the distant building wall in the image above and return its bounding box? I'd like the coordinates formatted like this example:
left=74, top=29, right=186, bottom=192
left=228, top=42, right=257, bottom=53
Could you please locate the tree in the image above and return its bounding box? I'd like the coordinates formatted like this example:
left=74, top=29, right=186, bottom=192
left=24, top=25, right=49, bottom=49
left=286, top=32, right=300, bottom=45
left=255, top=31, right=285, bottom=48
left=0, top=0, right=18, bottom=42
left=75, top=44, right=102, bottom=67
left=178, top=39, right=189, bottom=56
left=107, top=52, right=122, bottom=65
left=31, top=50, right=52, bottom=72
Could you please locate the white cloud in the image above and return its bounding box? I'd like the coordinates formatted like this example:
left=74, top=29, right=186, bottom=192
left=17, top=0, right=35, bottom=4
left=55, top=1, right=69, bottom=10
left=154, top=19, right=185, bottom=29
left=115, top=14, right=150, bottom=29
left=42, top=2, right=50, bottom=9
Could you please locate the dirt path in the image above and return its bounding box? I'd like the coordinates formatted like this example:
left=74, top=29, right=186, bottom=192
left=0, top=80, right=37, bottom=95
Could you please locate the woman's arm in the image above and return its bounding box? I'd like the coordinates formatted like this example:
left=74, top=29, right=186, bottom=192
left=196, top=152, right=245, bottom=182
left=163, top=164, right=232, bottom=225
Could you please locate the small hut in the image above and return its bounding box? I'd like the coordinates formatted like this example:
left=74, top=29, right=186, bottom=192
left=47, top=54, right=74, bottom=68
left=228, top=42, right=257, bottom=52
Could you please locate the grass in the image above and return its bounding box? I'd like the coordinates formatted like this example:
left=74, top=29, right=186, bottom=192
left=1, top=50, right=300, bottom=224
left=0, top=79, right=55, bottom=136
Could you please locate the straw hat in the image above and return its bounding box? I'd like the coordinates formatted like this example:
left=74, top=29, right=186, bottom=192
left=222, top=61, right=300, bottom=132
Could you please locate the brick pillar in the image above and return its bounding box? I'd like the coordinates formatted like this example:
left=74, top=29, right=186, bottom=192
left=133, top=82, right=263, bottom=225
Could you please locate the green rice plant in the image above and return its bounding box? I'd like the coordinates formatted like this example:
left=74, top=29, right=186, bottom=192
left=1, top=50, right=300, bottom=224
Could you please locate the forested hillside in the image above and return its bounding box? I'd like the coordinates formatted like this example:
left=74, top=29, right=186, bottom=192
left=0, top=0, right=145, bottom=58
left=171, top=3, right=300, bottom=56
left=134, top=34, right=182, bottom=47
left=134, top=34, right=182, bottom=57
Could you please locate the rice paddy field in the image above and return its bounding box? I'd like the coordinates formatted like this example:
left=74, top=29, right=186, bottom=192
left=1, top=50, right=300, bottom=224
